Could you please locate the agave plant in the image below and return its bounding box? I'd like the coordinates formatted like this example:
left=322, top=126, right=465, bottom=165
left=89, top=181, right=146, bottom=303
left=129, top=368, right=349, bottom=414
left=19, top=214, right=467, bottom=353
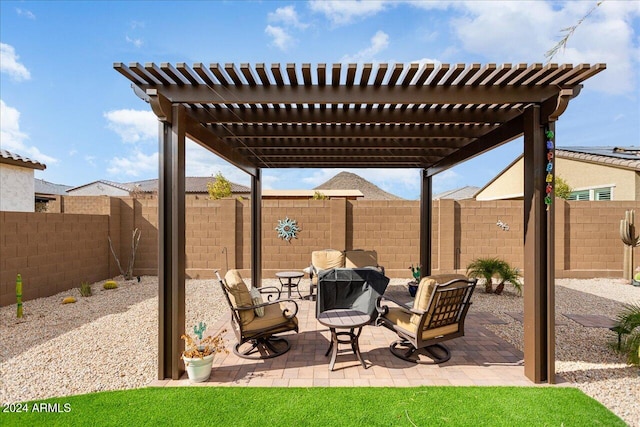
left=495, top=264, right=523, bottom=296
left=613, top=303, right=640, bottom=366
left=466, top=257, right=508, bottom=293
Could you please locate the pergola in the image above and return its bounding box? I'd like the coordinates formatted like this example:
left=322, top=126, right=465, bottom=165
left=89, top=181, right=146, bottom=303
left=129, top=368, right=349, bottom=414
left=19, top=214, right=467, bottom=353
left=115, top=61, right=604, bottom=384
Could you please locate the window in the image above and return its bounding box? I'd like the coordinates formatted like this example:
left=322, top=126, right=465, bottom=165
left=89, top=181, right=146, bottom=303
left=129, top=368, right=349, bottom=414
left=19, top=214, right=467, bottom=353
left=594, top=188, right=611, bottom=200
left=569, top=187, right=613, bottom=201
left=569, top=190, right=589, bottom=201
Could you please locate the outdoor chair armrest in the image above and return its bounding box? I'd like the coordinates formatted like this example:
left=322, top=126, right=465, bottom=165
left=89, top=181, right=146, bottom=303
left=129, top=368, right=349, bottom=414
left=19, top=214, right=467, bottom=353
left=376, top=295, right=424, bottom=317
left=257, top=286, right=282, bottom=301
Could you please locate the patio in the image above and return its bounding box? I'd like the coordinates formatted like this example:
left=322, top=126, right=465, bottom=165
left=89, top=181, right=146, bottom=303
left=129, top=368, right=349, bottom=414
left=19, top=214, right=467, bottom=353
left=156, top=282, right=531, bottom=387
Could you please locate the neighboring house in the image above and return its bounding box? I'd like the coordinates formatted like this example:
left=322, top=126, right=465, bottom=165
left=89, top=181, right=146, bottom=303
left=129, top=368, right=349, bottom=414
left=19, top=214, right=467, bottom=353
left=66, top=177, right=251, bottom=198
left=0, top=149, right=46, bottom=212
left=34, top=179, right=73, bottom=212
left=475, top=146, right=640, bottom=201
left=433, top=186, right=480, bottom=200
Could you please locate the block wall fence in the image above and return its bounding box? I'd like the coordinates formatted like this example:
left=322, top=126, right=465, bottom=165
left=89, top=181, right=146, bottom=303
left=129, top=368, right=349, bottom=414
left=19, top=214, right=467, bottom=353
left=1, top=196, right=638, bottom=306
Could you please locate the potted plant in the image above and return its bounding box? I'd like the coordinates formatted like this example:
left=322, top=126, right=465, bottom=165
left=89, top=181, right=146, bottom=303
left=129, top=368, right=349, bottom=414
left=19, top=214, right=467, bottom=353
left=181, top=322, right=228, bottom=383
left=408, top=264, right=421, bottom=297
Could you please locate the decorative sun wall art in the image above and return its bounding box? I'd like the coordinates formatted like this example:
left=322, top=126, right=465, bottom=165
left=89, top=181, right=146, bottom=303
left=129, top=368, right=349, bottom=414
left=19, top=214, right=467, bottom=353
left=275, top=217, right=300, bottom=242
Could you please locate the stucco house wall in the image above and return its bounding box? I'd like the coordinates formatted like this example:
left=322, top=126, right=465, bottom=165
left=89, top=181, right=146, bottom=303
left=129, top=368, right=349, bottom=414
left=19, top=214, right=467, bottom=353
left=476, top=153, right=639, bottom=201
left=0, top=163, right=35, bottom=212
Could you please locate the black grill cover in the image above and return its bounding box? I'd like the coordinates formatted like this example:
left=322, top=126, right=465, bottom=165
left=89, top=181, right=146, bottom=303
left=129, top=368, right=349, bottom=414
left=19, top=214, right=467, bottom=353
left=316, top=268, right=390, bottom=321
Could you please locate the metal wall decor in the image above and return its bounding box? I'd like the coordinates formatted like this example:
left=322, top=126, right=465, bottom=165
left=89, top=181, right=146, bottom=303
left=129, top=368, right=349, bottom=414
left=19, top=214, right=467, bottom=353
left=275, top=217, right=300, bottom=242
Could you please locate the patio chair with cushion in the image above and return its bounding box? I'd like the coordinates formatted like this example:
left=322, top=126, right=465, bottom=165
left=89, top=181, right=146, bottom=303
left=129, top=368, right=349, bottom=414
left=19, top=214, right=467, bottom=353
left=304, top=249, right=384, bottom=299
left=376, top=274, right=476, bottom=364
left=216, top=270, right=299, bottom=359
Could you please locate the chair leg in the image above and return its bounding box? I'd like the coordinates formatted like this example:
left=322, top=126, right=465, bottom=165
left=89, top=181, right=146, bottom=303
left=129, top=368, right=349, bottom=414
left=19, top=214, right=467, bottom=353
left=389, top=340, right=451, bottom=364
left=234, top=336, right=292, bottom=360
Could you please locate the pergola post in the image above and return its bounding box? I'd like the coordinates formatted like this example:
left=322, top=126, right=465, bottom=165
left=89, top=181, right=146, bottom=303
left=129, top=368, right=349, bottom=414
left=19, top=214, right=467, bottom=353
left=523, top=104, right=555, bottom=383
left=420, top=169, right=432, bottom=277
left=157, top=104, right=186, bottom=380
left=251, top=169, right=262, bottom=287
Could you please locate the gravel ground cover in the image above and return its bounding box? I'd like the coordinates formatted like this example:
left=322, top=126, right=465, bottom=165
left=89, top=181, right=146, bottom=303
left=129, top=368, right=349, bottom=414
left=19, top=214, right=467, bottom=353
left=1, top=276, right=638, bottom=425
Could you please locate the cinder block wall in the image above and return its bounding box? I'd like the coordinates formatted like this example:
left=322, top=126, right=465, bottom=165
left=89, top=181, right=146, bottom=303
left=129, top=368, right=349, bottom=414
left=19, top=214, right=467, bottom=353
left=0, top=211, right=109, bottom=306
left=3, top=197, right=639, bottom=306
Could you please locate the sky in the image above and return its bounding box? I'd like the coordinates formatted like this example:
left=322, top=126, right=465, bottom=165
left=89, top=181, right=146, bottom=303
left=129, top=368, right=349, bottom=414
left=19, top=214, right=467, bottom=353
left=1, top=1, right=639, bottom=200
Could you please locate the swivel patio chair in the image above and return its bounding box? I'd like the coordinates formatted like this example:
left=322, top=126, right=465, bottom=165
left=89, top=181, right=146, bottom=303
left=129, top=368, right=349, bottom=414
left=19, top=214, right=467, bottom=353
left=377, top=274, right=476, bottom=364
left=217, top=270, right=299, bottom=359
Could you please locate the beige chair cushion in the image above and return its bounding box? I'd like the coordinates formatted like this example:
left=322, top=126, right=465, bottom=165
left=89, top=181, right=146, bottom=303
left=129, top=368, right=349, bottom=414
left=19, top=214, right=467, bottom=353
left=411, top=274, right=468, bottom=326
left=385, top=307, right=460, bottom=340
left=243, top=302, right=299, bottom=333
left=344, top=250, right=378, bottom=269
left=224, top=270, right=255, bottom=325
left=311, top=249, right=345, bottom=285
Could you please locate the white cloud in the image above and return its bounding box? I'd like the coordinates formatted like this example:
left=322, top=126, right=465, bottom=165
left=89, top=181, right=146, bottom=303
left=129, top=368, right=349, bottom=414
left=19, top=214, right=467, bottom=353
left=309, top=0, right=388, bottom=25
left=0, top=99, right=57, bottom=164
left=107, top=150, right=158, bottom=177
left=185, top=140, right=251, bottom=186
left=125, top=36, right=143, bottom=48
left=341, top=30, right=389, bottom=62
left=0, top=43, right=31, bottom=82
left=104, top=109, right=157, bottom=143
left=16, top=8, right=36, bottom=19
left=268, top=5, right=308, bottom=29
left=265, top=25, right=294, bottom=51
left=432, top=169, right=461, bottom=195
left=450, top=0, right=640, bottom=95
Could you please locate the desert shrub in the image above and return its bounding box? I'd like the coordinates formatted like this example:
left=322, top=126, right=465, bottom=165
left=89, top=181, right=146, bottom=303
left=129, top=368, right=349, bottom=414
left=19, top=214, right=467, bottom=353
left=80, top=281, right=92, bottom=297
left=612, top=303, right=640, bottom=366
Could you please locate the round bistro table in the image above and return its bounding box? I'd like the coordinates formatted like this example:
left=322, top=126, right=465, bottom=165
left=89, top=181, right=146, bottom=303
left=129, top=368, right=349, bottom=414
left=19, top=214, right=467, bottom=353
left=317, top=309, right=370, bottom=371
left=276, top=271, right=304, bottom=299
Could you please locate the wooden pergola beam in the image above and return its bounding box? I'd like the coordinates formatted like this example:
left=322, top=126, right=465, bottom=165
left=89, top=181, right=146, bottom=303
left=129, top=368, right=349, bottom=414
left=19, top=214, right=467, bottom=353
left=140, top=84, right=564, bottom=105
left=188, top=107, right=521, bottom=125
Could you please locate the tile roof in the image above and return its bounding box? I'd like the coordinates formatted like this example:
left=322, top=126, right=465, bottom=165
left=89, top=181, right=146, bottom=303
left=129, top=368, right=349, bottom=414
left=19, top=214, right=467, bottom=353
left=34, top=179, right=72, bottom=195
left=433, top=185, right=480, bottom=200
left=0, top=149, right=46, bottom=170
left=68, top=177, right=250, bottom=194
left=557, top=146, right=640, bottom=171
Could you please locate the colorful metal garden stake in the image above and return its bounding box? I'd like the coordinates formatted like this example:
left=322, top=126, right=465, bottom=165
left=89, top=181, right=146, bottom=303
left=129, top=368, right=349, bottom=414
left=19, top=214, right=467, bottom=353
left=544, top=129, right=555, bottom=211
left=16, top=274, right=23, bottom=318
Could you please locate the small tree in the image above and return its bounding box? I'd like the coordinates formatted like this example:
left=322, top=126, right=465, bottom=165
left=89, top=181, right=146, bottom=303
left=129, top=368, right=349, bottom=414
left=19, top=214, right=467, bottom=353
left=555, top=176, right=572, bottom=200
left=207, top=172, right=232, bottom=200
left=312, top=191, right=328, bottom=200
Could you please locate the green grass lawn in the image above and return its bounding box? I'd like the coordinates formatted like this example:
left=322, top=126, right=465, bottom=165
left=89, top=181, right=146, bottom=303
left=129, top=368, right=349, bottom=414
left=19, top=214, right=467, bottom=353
left=1, top=386, right=625, bottom=426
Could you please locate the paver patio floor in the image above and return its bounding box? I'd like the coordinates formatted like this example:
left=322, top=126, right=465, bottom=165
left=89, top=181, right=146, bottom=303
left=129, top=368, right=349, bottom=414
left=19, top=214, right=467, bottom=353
left=154, top=285, right=540, bottom=387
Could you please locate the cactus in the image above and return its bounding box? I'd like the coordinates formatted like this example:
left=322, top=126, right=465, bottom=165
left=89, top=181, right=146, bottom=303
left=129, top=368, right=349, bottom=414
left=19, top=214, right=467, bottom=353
left=620, top=210, right=640, bottom=282
left=16, top=274, right=23, bottom=318
left=103, top=280, right=118, bottom=290
left=193, top=322, right=207, bottom=340
left=62, top=296, right=77, bottom=304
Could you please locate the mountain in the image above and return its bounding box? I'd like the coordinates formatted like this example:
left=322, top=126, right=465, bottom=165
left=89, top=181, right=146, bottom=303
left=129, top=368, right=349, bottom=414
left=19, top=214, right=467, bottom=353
left=314, top=172, right=403, bottom=200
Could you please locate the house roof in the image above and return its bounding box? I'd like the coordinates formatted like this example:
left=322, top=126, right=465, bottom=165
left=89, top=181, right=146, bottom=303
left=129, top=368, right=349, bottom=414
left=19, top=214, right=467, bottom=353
left=67, top=177, right=250, bottom=194
left=115, top=62, right=604, bottom=174
left=0, top=149, right=46, bottom=170
left=35, top=179, right=72, bottom=195
left=557, top=146, right=640, bottom=171
left=433, top=185, right=480, bottom=200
